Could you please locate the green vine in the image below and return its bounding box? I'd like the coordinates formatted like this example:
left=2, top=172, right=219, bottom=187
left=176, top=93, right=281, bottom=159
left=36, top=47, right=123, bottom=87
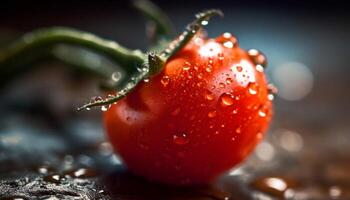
left=0, top=4, right=222, bottom=111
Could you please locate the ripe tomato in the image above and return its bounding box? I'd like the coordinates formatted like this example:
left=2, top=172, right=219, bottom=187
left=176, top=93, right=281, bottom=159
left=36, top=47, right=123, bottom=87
left=104, top=32, right=272, bottom=185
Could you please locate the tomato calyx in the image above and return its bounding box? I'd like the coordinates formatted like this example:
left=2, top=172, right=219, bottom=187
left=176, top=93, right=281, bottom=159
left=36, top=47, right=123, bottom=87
left=76, top=9, right=223, bottom=111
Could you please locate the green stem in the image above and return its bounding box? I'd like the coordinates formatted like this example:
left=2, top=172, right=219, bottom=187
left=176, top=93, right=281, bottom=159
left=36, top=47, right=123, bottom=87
left=133, top=0, right=174, bottom=47
left=160, top=9, right=223, bottom=61
left=0, top=27, right=147, bottom=85
left=78, top=9, right=223, bottom=110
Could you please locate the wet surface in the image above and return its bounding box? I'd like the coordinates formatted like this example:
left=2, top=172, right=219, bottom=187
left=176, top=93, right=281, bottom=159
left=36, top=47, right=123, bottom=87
left=0, top=67, right=349, bottom=200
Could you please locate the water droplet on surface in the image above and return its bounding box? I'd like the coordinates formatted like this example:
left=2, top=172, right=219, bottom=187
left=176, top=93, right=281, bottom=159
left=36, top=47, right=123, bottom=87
left=219, top=82, right=225, bottom=88
left=251, top=177, right=297, bottom=198
left=173, top=132, right=189, bottom=145
left=66, top=168, right=97, bottom=178
left=44, top=174, right=63, bottom=184
left=161, top=75, right=170, bottom=87
left=236, top=66, right=243, bottom=72
left=220, top=93, right=234, bottom=107
left=205, top=90, right=215, bottom=101
left=248, top=82, right=259, bottom=95
left=329, top=186, right=342, bottom=198
left=248, top=49, right=267, bottom=68
left=208, top=110, right=217, bottom=118
left=143, top=78, right=150, bottom=83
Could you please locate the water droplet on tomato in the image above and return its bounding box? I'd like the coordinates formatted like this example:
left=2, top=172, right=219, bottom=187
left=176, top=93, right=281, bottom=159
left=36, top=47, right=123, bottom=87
left=161, top=75, right=170, bottom=87
left=256, top=64, right=264, bottom=72
left=206, top=65, right=212, bottom=72
left=226, top=77, right=233, bottom=84
left=232, top=109, right=238, bottom=114
left=101, top=104, right=111, bottom=112
left=208, top=110, right=217, bottom=118
left=197, top=73, right=203, bottom=79
left=173, top=132, right=189, bottom=145
left=258, top=108, right=267, bottom=117
left=268, top=94, right=274, bottom=101
left=143, top=78, right=150, bottom=83
left=248, top=49, right=267, bottom=68
left=236, top=66, right=243, bottom=72
left=220, top=93, right=234, bottom=107
left=217, top=32, right=238, bottom=48
left=223, top=41, right=234, bottom=48
left=236, top=127, right=241, bottom=134
left=219, top=82, right=225, bottom=88
left=205, top=90, right=215, bottom=101
left=248, top=82, right=259, bottom=95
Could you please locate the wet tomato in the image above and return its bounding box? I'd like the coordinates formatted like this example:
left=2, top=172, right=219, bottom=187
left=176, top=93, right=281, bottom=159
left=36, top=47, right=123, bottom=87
left=104, top=32, right=273, bottom=185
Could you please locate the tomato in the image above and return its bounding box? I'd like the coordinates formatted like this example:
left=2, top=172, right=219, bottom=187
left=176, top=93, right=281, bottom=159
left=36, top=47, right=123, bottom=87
left=104, top=32, right=272, bottom=185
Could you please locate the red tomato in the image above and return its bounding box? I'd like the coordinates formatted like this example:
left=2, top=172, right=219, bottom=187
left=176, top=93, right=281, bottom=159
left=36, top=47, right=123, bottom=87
left=104, top=33, right=272, bottom=185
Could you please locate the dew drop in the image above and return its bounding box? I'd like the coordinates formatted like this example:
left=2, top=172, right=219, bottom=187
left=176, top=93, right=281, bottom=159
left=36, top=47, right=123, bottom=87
left=220, top=93, right=234, bottom=107
left=217, top=32, right=238, bottom=47
left=268, top=94, right=274, bottom=101
left=208, top=110, right=217, bottom=118
left=236, top=127, right=241, bottom=134
left=111, top=71, right=122, bottom=82
left=248, top=82, right=259, bottom=95
left=173, top=132, right=189, bottom=145
left=258, top=109, right=267, bottom=117
left=143, top=78, right=150, bottom=83
left=226, top=77, right=233, bottom=84
left=205, top=90, right=215, bottom=101
left=219, top=82, right=225, bottom=88
left=247, top=49, right=267, bottom=68
left=161, top=75, right=170, bottom=87
left=201, top=20, right=208, bottom=25
left=66, top=168, right=97, bottom=178
left=206, top=65, right=212, bottom=72
left=256, top=64, right=264, bottom=72
left=232, top=109, right=238, bottom=114
left=223, top=41, right=234, bottom=48
left=44, top=174, right=63, bottom=184
left=101, top=104, right=111, bottom=112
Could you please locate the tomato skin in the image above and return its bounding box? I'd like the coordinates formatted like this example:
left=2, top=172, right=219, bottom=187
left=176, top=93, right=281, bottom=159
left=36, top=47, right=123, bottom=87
left=104, top=33, right=272, bottom=185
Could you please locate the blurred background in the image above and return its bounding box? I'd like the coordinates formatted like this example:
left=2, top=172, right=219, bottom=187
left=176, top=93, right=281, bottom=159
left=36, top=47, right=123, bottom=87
left=0, top=0, right=349, bottom=199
